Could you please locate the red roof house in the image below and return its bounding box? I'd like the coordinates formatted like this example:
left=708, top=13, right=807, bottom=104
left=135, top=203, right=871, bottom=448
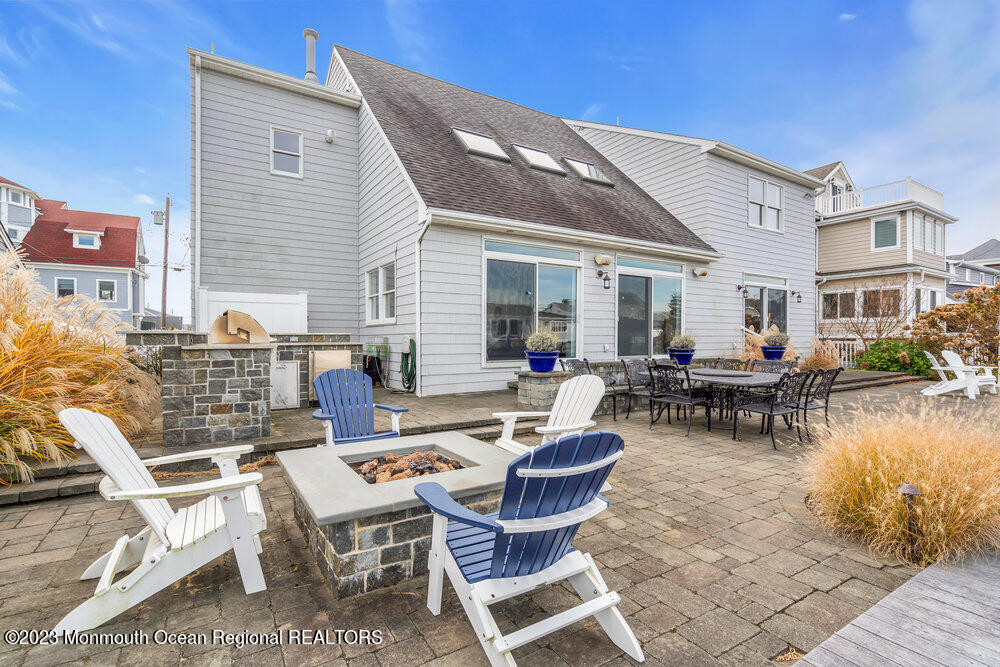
left=20, top=199, right=142, bottom=268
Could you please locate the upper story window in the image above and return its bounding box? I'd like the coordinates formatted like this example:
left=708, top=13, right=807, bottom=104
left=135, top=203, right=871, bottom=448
left=97, top=279, right=116, bottom=302
left=512, top=145, right=565, bottom=174
left=9, top=189, right=23, bottom=205
left=270, top=127, right=303, bottom=177
left=565, top=158, right=612, bottom=185
left=55, top=277, right=75, bottom=298
left=872, top=218, right=898, bottom=250
left=71, top=232, right=101, bottom=249
left=935, top=222, right=944, bottom=255
left=366, top=262, right=395, bottom=324
left=748, top=177, right=782, bottom=232
left=452, top=128, right=510, bottom=161
left=914, top=215, right=924, bottom=250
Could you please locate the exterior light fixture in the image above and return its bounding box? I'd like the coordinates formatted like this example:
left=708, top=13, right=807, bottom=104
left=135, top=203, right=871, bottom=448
left=736, top=284, right=749, bottom=299
left=597, top=269, right=612, bottom=290
left=791, top=290, right=803, bottom=304
left=897, top=482, right=923, bottom=563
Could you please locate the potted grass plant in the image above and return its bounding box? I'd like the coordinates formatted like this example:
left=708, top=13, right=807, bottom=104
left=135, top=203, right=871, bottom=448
left=524, top=329, right=561, bottom=372
left=761, top=331, right=790, bottom=360
left=667, top=333, right=697, bottom=365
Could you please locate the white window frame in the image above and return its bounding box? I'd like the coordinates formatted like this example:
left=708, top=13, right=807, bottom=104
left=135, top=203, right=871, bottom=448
left=747, top=176, right=784, bottom=233
left=365, top=262, right=396, bottom=326
left=55, top=277, right=76, bottom=298
left=614, top=254, right=686, bottom=358
left=72, top=232, right=101, bottom=249
left=819, top=289, right=858, bottom=321
left=744, top=273, right=790, bottom=332
left=482, top=238, right=583, bottom=367
left=96, top=279, right=117, bottom=302
left=8, top=189, right=22, bottom=205
left=935, top=222, right=945, bottom=256
left=913, top=214, right=924, bottom=250
left=270, top=125, right=304, bottom=178
left=871, top=217, right=900, bottom=252
left=564, top=158, right=613, bottom=185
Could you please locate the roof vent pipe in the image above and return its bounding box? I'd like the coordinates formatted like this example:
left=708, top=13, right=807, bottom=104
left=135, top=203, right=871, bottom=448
left=302, top=28, right=318, bottom=82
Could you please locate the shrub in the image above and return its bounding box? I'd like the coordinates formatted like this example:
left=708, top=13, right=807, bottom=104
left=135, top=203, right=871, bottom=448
left=856, top=339, right=932, bottom=377
left=799, top=339, right=841, bottom=371
left=669, top=333, right=696, bottom=348
left=909, top=284, right=1000, bottom=367
left=763, top=331, right=790, bottom=347
left=0, top=252, right=158, bottom=484
left=524, top=329, right=559, bottom=351
left=807, top=401, right=1000, bottom=565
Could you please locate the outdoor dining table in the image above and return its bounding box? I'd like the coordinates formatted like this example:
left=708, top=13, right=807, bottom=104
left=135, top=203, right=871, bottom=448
left=686, top=368, right=784, bottom=439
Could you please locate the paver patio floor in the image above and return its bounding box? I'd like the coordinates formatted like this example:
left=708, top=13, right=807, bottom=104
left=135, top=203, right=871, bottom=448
left=1, top=381, right=991, bottom=666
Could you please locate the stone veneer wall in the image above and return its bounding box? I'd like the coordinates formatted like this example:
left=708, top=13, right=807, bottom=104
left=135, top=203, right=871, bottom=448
left=515, top=361, right=633, bottom=416
left=294, top=490, right=502, bottom=598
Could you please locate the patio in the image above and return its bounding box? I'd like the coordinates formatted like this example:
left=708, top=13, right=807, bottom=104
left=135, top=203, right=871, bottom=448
left=0, top=380, right=987, bottom=665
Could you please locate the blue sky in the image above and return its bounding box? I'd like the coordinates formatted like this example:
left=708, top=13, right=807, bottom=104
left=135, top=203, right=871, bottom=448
left=2, top=0, right=998, bottom=320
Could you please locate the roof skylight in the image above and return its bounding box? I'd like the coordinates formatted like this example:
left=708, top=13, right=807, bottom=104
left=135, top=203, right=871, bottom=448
left=453, top=128, right=510, bottom=161
left=512, top=145, right=565, bottom=174
left=565, top=158, right=612, bottom=185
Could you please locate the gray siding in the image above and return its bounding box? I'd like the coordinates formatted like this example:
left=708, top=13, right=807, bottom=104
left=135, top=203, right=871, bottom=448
left=327, top=52, right=358, bottom=94
left=418, top=226, right=708, bottom=396
left=576, top=127, right=817, bottom=356
left=357, top=101, right=422, bottom=389
left=34, top=265, right=135, bottom=323
left=194, top=68, right=360, bottom=333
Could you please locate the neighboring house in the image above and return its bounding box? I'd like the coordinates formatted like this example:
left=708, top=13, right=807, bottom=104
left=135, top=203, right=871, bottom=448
left=949, top=238, right=1000, bottom=272
left=0, top=176, right=42, bottom=246
left=568, top=121, right=824, bottom=355
left=140, top=308, right=185, bottom=330
left=0, top=218, right=20, bottom=264
left=944, top=253, right=1000, bottom=303
left=806, top=161, right=958, bottom=338
left=190, top=38, right=779, bottom=396
left=15, top=193, right=148, bottom=326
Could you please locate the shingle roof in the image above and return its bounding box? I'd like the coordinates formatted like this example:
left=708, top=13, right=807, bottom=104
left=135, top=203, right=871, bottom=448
left=0, top=176, right=30, bottom=190
left=950, top=238, right=1000, bottom=262
left=336, top=47, right=714, bottom=253
left=804, top=162, right=841, bottom=180
left=20, top=199, right=140, bottom=268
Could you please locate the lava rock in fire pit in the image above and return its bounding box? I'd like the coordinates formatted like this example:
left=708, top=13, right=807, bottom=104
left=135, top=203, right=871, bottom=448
left=353, top=449, right=463, bottom=484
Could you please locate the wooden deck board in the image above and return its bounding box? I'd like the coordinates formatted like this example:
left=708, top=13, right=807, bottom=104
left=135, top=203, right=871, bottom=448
left=802, top=555, right=1000, bottom=666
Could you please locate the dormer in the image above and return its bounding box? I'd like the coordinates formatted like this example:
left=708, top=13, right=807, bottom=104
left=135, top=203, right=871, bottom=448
left=0, top=177, right=42, bottom=244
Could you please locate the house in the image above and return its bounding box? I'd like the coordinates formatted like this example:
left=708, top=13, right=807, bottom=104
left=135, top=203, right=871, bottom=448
left=0, top=176, right=41, bottom=246
left=945, top=238, right=1000, bottom=302
left=189, top=34, right=834, bottom=395
left=0, top=219, right=19, bottom=262
left=805, top=162, right=958, bottom=337
left=567, top=121, right=824, bottom=355
left=12, top=189, right=148, bottom=326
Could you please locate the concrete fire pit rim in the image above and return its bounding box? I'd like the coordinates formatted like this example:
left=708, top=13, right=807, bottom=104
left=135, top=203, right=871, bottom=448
left=276, top=431, right=516, bottom=526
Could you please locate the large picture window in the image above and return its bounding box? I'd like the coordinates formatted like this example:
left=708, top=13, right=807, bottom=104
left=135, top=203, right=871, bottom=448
left=616, top=257, right=683, bottom=356
left=743, top=274, right=788, bottom=332
left=484, top=241, right=579, bottom=362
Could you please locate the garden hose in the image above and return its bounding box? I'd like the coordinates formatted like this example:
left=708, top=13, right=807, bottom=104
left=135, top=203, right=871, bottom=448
left=400, top=337, right=416, bottom=392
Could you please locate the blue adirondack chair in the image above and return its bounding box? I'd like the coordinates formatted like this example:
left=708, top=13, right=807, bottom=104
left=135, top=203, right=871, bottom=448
left=312, top=368, right=408, bottom=446
left=414, top=431, right=643, bottom=666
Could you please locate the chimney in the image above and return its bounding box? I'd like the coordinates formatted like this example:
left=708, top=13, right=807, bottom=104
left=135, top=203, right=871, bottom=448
left=302, top=28, right=318, bottom=82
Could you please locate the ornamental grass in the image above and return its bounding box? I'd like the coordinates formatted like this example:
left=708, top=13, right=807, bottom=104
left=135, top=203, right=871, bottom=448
left=806, top=400, right=1000, bottom=565
left=0, top=252, right=158, bottom=484
left=799, top=338, right=842, bottom=371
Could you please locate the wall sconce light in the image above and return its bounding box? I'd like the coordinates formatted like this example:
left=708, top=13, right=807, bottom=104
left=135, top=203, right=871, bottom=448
left=791, top=290, right=803, bottom=304
left=597, top=269, right=612, bottom=290
left=736, top=284, right=749, bottom=299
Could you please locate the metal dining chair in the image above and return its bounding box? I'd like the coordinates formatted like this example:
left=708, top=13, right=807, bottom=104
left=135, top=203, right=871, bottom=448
left=732, top=371, right=813, bottom=449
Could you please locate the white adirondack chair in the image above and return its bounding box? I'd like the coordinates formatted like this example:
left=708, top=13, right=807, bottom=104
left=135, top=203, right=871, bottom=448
left=941, top=350, right=998, bottom=396
left=921, top=350, right=979, bottom=399
left=54, top=408, right=268, bottom=633
left=493, top=374, right=605, bottom=454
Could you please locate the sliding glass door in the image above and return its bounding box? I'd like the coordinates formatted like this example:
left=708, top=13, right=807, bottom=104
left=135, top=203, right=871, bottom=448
left=486, top=259, right=535, bottom=361
left=617, top=259, right=684, bottom=356
left=617, top=275, right=650, bottom=356
left=743, top=274, right=788, bottom=333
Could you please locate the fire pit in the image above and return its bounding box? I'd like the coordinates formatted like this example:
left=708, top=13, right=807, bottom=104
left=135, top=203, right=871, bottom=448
left=277, top=432, right=515, bottom=598
left=353, top=449, right=463, bottom=483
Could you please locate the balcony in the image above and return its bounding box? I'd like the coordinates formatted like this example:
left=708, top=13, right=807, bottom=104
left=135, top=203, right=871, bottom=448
left=816, top=178, right=943, bottom=216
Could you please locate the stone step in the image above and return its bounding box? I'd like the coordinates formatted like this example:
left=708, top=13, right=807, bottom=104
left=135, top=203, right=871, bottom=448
left=832, top=376, right=922, bottom=393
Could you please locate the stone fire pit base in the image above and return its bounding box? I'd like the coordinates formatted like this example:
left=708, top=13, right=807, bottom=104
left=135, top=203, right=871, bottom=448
left=278, top=433, right=514, bottom=599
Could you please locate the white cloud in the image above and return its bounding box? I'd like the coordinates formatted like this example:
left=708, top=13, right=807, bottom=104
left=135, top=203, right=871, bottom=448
left=839, top=13, right=857, bottom=21
left=385, top=0, right=431, bottom=70
left=580, top=103, right=604, bottom=121
left=0, top=100, right=17, bottom=110
left=0, top=68, right=18, bottom=95
left=134, top=167, right=147, bottom=175
left=133, top=193, right=155, bottom=205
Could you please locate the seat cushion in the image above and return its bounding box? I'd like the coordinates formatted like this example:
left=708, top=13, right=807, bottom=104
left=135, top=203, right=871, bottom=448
left=165, top=485, right=266, bottom=550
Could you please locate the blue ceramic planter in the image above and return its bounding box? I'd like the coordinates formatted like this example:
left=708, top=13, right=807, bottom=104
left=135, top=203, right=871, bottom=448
left=668, top=348, right=696, bottom=365
left=525, top=350, right=560, bottom=372
left=761, top=346, right=786, bottom=360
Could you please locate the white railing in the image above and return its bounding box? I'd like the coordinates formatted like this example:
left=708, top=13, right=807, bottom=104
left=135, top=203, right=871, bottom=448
left=821, top=337, right=861, bottom=368
left=816, top=178, right=944, bottom=215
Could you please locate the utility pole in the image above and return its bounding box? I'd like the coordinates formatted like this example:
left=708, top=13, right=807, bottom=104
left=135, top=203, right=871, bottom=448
left=153, top=195, right=171, bottom=328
